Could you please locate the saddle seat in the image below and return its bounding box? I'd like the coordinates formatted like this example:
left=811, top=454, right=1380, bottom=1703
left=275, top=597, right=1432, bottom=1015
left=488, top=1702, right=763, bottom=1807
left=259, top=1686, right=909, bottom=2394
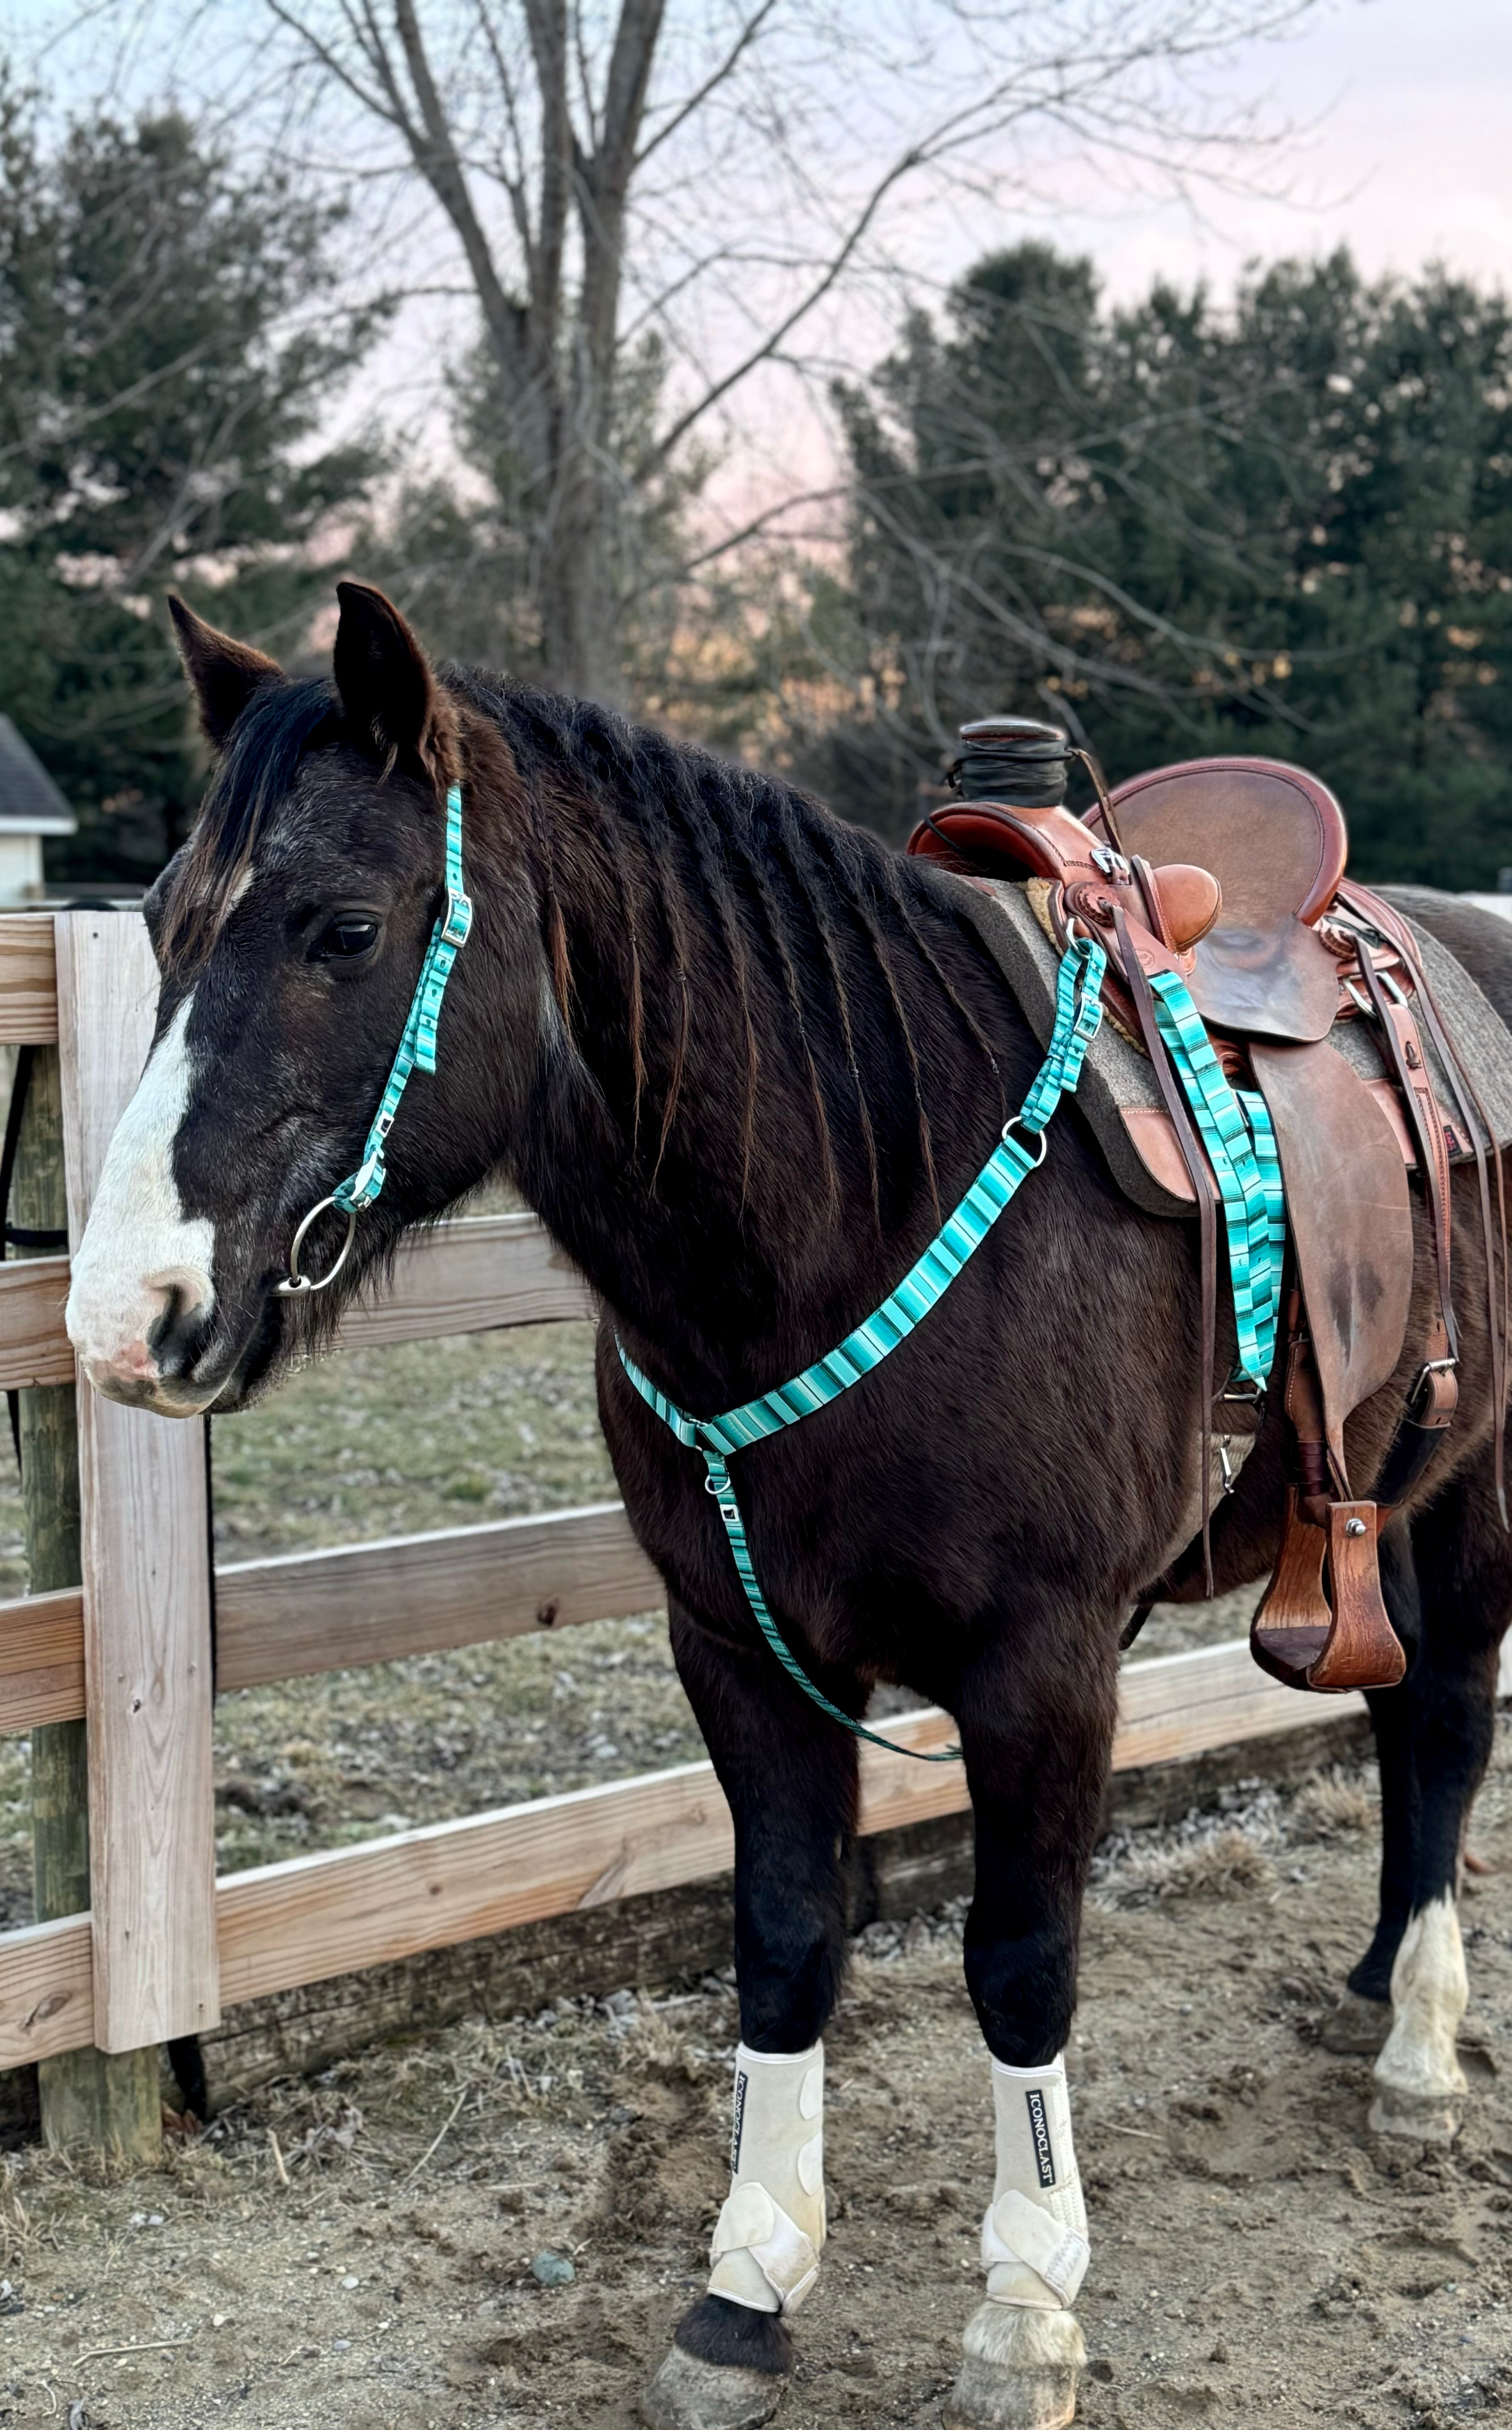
left=1099, top=758, right=1347, bottom=1043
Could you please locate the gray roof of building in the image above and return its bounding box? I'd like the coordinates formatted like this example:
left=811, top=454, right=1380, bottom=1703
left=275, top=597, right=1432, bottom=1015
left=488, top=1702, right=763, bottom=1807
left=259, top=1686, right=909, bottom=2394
left=0, top=717, right=77, bottom=836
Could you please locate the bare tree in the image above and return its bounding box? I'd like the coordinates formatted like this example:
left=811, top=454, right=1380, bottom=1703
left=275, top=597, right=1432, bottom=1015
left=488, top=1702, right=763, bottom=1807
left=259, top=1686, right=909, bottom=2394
left=95, top=0, right=1321, bottom=700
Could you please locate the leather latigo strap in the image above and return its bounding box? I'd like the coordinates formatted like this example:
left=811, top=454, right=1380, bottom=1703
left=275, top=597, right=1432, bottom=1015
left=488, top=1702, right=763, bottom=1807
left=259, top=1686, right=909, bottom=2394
left=1350, top=936, right=1458, bottom=1361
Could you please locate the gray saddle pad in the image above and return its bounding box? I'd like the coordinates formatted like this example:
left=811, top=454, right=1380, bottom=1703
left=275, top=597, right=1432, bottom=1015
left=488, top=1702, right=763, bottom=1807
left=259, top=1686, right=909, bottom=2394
left=943, top=873, right=1512, bottom=1219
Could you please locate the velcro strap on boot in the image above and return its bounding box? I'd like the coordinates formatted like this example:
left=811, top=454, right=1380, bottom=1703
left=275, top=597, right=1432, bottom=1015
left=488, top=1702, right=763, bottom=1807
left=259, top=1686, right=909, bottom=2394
left=980, top=2189, right=1090, bottom=2310
left=709, top=2181, right=820, bottom=2313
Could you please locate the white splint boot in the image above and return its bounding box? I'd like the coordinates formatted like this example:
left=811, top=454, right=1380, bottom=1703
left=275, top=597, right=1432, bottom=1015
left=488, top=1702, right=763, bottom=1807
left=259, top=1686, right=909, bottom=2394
left=944, top=2054, right=1089, bottom=2430
left=707, top=2042, right=826, bottom=2316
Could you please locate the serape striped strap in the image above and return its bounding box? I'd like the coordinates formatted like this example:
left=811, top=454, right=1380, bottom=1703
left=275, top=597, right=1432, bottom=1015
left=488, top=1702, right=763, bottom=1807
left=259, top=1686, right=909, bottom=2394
left=1146, top=970, right=1285, bottom=1392
left=617, top=936, right=1107, bottom=1762
left=333, top=781, right=474, bottom=1214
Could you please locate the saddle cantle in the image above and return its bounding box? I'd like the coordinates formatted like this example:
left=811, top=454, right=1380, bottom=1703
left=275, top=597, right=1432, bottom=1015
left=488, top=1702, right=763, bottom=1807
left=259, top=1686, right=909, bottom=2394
left=908, top=717, right=1511, bottom=1697
left=1099, top=758, right=1346, bottom=1043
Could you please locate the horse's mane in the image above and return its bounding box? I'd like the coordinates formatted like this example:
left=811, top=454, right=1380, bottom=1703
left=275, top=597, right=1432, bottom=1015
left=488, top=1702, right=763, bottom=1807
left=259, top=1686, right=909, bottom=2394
left=161, top=664, right=1005, bottom=1226
left=457, top=671, right=1005, bottom=1223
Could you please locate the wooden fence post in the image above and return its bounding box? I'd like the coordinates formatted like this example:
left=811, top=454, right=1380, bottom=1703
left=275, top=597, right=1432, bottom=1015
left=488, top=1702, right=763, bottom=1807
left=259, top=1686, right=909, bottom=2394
left=54, top=913, right=220, bottom=2062
left=16, top=1046, right=159, bottom=2156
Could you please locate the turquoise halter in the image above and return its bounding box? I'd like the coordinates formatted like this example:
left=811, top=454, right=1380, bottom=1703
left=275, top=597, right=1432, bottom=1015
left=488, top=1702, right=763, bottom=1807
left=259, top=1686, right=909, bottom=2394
left=278, top=780, right=473, bottom=1295
left=618, top=935, right=1108, bottom=1760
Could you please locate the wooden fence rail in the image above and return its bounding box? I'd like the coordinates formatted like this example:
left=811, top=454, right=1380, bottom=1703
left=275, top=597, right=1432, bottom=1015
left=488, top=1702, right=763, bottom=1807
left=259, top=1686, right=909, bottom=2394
left=0, top=1210, right=595, bottom=1394
left=0, top=907, right=1504, bottom=2139
left=20, top=1630, right=1509, bottom=2074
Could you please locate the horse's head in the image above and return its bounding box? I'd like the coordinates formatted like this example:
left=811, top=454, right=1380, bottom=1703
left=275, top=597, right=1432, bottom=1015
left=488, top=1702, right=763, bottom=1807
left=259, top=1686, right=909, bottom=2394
left=66, top=583, right=541, bottom=1416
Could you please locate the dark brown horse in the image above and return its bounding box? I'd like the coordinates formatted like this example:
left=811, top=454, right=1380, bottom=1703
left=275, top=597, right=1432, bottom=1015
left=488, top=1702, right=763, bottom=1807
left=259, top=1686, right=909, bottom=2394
left=65, top=584, right=1512, bottom=2430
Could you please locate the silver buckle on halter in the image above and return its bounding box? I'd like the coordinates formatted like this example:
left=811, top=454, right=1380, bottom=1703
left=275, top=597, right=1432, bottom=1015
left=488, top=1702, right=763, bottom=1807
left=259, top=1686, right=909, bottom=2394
left=441, top=889, right=473, bottom=949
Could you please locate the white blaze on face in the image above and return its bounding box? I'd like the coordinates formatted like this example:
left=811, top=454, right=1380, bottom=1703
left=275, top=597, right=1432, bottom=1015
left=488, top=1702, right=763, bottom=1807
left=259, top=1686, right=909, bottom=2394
left=65, top=997, right=216, bottom=1398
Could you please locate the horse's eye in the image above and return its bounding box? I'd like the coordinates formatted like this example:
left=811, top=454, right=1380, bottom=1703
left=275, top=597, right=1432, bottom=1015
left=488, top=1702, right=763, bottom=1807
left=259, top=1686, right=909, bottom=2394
left=313, top=917, right=379, bottom=962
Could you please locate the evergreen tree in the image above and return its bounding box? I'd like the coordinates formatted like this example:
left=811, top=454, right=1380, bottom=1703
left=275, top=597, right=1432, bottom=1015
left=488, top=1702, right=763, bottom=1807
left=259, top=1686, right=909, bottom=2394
left=822, top=245, right=1512, bottom=886
left=0, top=90, right=388, bottom=882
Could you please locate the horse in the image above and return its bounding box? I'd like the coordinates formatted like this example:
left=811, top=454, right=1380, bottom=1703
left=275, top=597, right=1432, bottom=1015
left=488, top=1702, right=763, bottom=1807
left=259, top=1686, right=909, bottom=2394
left=65, top=582, right=1512, bottom=2430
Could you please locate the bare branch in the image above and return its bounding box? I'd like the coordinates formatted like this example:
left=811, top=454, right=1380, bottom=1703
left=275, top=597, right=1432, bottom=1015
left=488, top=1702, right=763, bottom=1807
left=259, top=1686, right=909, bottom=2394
left=387, top=0, right=531, bottom=395
left=264, top=0, right=401, bottom=124
left=677, top=484, right=849, bottom=574
left=634, top=0, right=780, bottom=168
left=640, top=137, right=924, bottom=474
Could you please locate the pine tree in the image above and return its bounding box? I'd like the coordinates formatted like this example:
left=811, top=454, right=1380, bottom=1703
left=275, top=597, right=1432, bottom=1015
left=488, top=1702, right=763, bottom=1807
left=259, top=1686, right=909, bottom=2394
left=0, top=91, right=389, bottom=882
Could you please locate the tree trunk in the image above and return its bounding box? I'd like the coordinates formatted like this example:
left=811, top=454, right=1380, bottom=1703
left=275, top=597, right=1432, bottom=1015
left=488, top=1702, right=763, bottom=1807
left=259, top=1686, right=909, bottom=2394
left=540, top=464, right=622, bottom=705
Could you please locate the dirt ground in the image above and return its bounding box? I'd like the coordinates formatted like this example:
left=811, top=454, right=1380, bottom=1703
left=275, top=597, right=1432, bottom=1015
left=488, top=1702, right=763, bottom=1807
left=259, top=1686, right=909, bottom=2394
left=0, top=1722, right=1507, bottom=2430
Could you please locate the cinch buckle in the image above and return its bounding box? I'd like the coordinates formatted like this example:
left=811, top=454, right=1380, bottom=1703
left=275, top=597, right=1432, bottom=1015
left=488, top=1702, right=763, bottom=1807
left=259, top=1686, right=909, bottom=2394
left=441, top=888, right=473, bottom=948
left=1089, top=844, right=1131, bottom=881
left=1407, top=1355, right=1458, bottom=1426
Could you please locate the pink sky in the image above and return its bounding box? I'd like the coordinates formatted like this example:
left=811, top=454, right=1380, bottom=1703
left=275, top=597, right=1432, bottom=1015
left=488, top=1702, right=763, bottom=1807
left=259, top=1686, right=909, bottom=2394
left=1040, top=0, right=1512, bottom=299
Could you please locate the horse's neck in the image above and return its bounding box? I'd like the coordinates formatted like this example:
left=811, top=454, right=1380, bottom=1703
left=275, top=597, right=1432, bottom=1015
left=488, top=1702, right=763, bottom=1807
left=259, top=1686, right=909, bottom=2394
left=505, top=832, right=1018, bottom=1404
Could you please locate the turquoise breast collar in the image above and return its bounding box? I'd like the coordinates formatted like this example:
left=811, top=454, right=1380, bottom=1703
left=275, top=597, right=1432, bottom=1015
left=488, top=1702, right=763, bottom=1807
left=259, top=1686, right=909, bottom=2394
left=618, top=937, right=1286, bottom=1762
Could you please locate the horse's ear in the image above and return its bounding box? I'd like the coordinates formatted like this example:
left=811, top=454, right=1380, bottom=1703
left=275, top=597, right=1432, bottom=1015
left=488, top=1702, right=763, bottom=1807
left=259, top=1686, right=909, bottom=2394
left=333, top=581, right=452, bottom=786
left=168, top=596, right=283, bottom=750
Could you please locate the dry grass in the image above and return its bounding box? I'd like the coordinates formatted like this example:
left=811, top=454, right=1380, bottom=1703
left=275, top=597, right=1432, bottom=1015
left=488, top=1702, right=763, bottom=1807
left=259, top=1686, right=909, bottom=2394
left=1092, top=1820, right=1277, bottom=1908
left=1291, top=1767, right=1379, bottom=1842
left=1087, top=1755, right=1390, bottom=1911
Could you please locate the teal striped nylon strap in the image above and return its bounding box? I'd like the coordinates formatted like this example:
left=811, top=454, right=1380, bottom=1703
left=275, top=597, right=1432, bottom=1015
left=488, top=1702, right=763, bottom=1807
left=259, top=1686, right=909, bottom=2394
left=617, top=935, right=1107, bottom=1761
left=333, top=781, right=473, bottom=1214
left=1147, top=969, right=1284, bottom=1390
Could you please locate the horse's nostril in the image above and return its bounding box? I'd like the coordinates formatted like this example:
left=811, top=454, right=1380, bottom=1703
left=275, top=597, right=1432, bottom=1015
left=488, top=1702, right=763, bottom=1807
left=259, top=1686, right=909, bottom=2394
left=146, top=1267, right=210, bottom=1318
left=144, top=1268, right=214, bottom=1375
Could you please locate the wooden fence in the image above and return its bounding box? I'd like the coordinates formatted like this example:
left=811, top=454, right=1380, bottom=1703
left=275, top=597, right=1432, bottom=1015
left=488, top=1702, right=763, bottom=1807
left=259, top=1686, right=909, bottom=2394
left=0, top=912, right=1506, bottom=2127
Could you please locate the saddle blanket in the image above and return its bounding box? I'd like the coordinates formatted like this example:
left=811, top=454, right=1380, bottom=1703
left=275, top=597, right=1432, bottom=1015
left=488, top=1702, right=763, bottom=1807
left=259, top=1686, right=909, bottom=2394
left=949, top=875, right=1512, bottom=1220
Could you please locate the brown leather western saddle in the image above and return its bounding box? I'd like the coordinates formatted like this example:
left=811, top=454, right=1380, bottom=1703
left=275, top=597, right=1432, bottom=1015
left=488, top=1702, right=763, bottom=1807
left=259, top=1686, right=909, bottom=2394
left=908, top=718, right=1510, bottom=1695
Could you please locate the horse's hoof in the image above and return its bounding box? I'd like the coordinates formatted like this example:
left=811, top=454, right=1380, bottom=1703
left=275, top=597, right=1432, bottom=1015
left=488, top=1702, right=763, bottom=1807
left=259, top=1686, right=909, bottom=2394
left=1369, top=2087, right=1463, bottom=2145
left=1321, top=1990, right=1391, bottom=2055
left=641, top=2345, right=787, bottom=2430
left=942, top=2304, right=1084, bottom=2430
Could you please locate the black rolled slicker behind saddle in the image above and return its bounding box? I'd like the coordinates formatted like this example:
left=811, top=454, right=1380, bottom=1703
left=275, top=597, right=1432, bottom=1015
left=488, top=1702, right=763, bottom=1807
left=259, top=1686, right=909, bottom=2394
left=908, top=720, right=1512, bottom=1694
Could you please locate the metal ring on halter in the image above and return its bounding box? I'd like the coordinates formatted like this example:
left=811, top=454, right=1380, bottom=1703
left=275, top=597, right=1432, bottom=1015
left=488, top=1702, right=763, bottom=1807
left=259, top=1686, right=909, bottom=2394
left=999, top=1115, right=1049, bottom=1167
left=276, top=1196, right=358, bottom=1296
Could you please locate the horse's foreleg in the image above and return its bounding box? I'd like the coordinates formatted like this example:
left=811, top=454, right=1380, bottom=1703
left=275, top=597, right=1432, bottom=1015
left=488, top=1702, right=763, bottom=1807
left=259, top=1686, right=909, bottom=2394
left=641, top=1596, right=858, bottom=2430
left=943, top=1629, right=1118, bottom=2430
left=1370, top=1473, right=1506, bottom=2142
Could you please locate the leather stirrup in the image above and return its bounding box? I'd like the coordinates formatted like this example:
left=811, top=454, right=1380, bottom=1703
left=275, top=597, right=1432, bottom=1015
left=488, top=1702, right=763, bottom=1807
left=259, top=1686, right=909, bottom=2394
left=1250, top=1491, right=1407, bottom=1693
